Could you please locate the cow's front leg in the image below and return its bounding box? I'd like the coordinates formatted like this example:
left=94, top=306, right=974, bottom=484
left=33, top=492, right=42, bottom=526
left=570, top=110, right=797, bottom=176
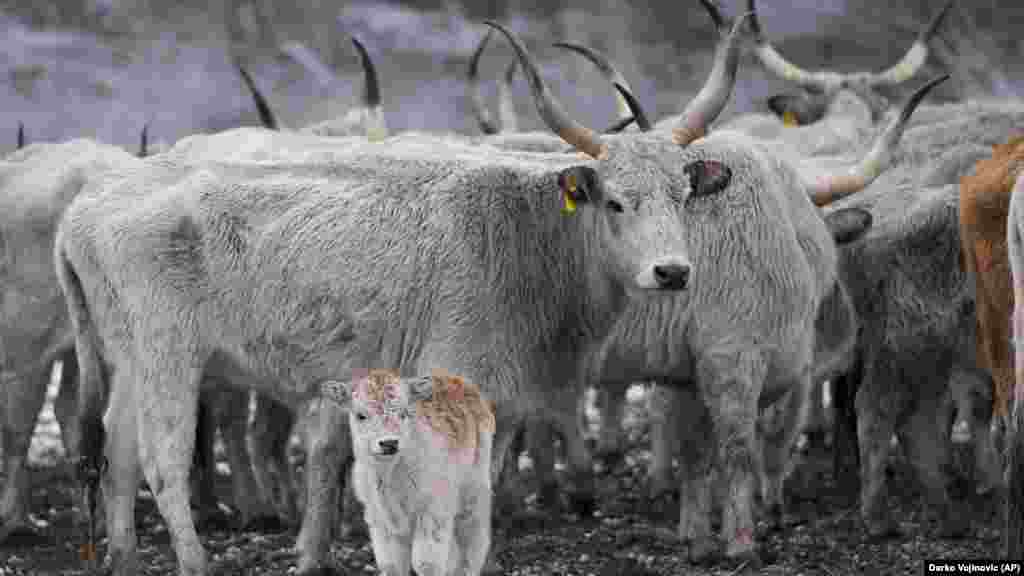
left=697, top=347, right=765, bottom=567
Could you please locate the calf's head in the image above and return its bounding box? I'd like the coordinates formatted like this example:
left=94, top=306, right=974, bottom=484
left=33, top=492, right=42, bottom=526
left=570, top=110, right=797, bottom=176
left=320, top=369, right=433, bottom=462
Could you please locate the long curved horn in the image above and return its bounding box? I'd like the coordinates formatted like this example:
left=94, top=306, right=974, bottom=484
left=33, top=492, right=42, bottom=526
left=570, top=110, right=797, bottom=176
left=868, top=0, right=952, bottom=87
left=672, top=6, right=748, bottom=146
left=498, top=60, right=518, bottom=133
left=350, top=37, right=381, bottom=109
left=612, top=83, right=651, bottom=132
left=748, top=0, right=952, bottom=92
left=807, top=74, right=949, bottom=206
left=235, top=59, right=280, bottom=130
left=484, top=20, right=607, bottom=160
left=138, top=122, right=149, bottom=158
left=16, top=122, right=24, bottom=150
left=468, top=30, right=500, bottom=134
left=553, top=42, right=634, bottom=123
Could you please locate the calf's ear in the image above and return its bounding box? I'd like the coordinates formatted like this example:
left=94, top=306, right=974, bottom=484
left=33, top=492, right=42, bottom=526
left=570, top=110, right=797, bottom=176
left=320, top=380, right=353, bottom=408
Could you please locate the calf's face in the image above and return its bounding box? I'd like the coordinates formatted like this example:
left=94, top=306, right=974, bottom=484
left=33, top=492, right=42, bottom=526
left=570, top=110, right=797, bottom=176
left=320, top=370, right=433, bottom=463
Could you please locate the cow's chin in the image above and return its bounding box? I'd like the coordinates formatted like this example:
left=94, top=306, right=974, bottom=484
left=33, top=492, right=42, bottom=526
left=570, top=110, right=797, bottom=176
left=370, top=451, right=399, bottom=463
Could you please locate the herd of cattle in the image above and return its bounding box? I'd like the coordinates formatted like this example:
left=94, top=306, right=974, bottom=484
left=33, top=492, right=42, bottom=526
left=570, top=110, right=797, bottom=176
left=2, top=0, right=1024, bottom=574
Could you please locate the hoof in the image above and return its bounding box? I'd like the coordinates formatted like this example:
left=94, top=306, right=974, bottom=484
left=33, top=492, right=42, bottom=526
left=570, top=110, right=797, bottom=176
left=642, top=489, right=680, bottom=523
left=241, top=514, right=288, bottom=534
left=194, top=508, right=234, bottom=534
left=935, top=516, right=972, bottom=540
left=567, top=490, right=597, bottom=518
left=864, top=520, right=902, bottom=541
left=295, top=566, right=341, bottom=576
left=536, top=482, right=561, bottom=513
left=724, top=549, right=764, bottom=573
left=686, top=536, right=720, bottom=565
left=0, top=522, right=47, bottom=546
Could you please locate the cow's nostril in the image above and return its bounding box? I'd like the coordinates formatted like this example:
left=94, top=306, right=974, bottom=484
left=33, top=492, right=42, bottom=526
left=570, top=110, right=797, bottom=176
left=378, top=439, right=399, bottom=454
left=652, top=264, right=690, bottom=290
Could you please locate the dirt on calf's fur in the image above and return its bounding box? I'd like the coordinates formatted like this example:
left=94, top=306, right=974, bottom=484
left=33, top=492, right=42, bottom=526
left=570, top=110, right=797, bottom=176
left=0, top=407, right=1004, bottom=576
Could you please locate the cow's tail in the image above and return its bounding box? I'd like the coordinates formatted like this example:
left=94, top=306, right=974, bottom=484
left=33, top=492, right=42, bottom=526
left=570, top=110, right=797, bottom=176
left=1004, top=176, right=1024, bottom=557
left=55, top=244, right=107, bottom=481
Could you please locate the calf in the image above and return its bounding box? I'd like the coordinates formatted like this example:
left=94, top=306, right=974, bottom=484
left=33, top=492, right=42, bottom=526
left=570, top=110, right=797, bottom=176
left=321, top=370, right=494, bottom=576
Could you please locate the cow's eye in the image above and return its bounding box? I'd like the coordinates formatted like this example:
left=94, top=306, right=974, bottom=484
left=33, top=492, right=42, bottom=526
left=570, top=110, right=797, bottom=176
left=355, top=412, right=368, bottom=422
left=606, top=199, right=624, bottom=213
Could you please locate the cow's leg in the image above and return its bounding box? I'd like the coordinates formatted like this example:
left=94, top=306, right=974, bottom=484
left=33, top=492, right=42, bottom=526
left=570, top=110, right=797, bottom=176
left=453, top=481, right=493, bottom=576
left=676, top=379, right=715, bottom=562
left=249, top=394, right=299, bottom=526
left=211, top=388, right=280, bottom=530
left=103, top=367, right=141, bottom=575
left=526, top=385, right=596, bottom=517
left=525, top=416, right=559, bottom=513
left=411, top=515, right=455, bottom=576
left=694, top=348, right=765, bottom=565
left=855, top=367, right=900, bottom=539
left=369, top=523, right=412, bottom=576
left=648, top=382, right=684, bottom=502
left=0, top=363, right=51, bottom=540
left=590, top=383, right=629, bottom=470
left=295, top=396, right=350, bottom=575
left=759, top=373, right=813, bottom=532
left=189, top=392, right=222, bottom=531
left=903, top=393, right=970, bottom=539
left=136, top=357, right=207, bottom=576
left=56, top=349, right=80, bottom=465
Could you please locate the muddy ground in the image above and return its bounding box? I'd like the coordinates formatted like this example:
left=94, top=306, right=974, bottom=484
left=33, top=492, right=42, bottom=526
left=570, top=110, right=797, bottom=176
left=0, top=386, right=1006, bottom=576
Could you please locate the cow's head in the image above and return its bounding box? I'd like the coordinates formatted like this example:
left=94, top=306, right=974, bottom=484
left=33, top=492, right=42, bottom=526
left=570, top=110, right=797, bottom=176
left=320, top=369, right=434, bottom=464
left=748, top=0, right=952, bottom=125
left=484, top=2, right=748, bottom=294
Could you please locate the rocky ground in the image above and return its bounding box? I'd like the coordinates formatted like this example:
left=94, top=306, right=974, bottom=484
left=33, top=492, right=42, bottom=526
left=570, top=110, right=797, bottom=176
left=0, top=382, right=1005, bottom=575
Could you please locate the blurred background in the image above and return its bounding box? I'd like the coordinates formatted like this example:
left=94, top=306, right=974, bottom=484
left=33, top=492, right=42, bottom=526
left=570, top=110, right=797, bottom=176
left=1, top=0, right=1021, bottom=153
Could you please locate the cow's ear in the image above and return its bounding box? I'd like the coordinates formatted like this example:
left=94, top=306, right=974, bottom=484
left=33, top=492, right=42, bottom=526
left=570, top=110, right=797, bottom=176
left=408, top=375, right=434, bottom=403
left=320, top=380, right=352, bottom=408
left=557, top=166, right=603, bottom=213
left=824, top=207, right=873, bottom=245
left=684, top=159, right=732, bottom=200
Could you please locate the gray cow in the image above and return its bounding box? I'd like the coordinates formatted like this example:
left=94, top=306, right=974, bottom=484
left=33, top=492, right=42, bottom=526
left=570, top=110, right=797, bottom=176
left=56, top=9, right=749, bottom=571
left=819, top=139, right=1006, bottom=538
left=0, top=138, right=143, bottom=541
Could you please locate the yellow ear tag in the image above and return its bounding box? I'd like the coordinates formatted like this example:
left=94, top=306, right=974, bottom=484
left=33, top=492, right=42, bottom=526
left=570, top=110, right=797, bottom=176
left=562, top=173, right=578, bottom=215
left=782, top=111, right=799, bottom=127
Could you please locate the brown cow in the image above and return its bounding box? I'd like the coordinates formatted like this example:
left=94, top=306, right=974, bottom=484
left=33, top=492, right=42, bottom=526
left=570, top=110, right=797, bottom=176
left=959, top=134, right=1024, bottom=439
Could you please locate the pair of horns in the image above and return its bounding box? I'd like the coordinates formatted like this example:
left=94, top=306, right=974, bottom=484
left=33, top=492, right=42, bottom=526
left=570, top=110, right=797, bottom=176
left=13, top=123, right=148, bottom=157
left=482, top=0, right=746, bottom=159
left=807, top=73, right=950, bottom=206
left=235, top=37, right=380, bottom=132
left=748, top=0, right=953, bottom=92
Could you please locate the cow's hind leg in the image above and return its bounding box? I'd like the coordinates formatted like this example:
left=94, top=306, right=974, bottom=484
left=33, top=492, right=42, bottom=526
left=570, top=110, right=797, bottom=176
left=0, top=363, right=52, bottom=541
left=855, top=364, right=900, bottom=539
left=903, top=392, right=970, bottom=539
left=295, top=396, right=350, bottom=575
left=136, top=357, right=207, bottom=576
left=211, top=387, right=281, bottom=531
left=103, top=366, right=142, bottom=575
